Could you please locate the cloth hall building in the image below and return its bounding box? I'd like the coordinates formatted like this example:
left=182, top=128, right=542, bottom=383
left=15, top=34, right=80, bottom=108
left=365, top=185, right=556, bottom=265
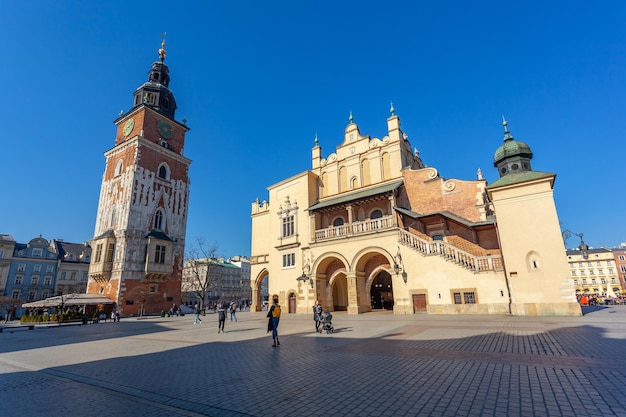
left=250, top=109, right=581, bottom=316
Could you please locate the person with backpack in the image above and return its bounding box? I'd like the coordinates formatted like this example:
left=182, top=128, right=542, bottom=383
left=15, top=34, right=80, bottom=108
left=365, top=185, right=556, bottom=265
left=267, top=295, right=281, bottom=347
left=229, top=300, right=237, bottom=322
left=313, top=300, right=323, bottom=333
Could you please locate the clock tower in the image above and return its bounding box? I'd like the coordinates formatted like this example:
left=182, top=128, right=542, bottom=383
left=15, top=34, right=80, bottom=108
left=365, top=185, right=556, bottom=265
left=87, top=39, right=191, bottom=316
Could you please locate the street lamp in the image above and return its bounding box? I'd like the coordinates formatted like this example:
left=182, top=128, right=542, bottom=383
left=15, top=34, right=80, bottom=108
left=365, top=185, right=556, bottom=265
left=297, top=272, right=313, bottom=288
left=393, top=247, right=408, bottom=284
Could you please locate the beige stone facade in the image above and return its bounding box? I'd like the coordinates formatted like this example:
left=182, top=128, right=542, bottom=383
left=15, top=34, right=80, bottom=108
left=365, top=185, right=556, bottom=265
left=250, top=111, right=581, bottom=316
left=567, top=248, right=623, bottom=296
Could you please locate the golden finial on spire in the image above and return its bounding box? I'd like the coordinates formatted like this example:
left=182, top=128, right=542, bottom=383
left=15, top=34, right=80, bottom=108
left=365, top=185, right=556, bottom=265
left=158, top=32, right=167, bottom=62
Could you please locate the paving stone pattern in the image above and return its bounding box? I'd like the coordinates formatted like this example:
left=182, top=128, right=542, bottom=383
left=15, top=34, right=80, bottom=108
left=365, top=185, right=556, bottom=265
left=1, top=306, right=625, bottom=416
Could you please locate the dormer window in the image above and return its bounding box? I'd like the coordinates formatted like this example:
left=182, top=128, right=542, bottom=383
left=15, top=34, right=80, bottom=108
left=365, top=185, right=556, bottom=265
left=154, top=209, right=165, bottom=230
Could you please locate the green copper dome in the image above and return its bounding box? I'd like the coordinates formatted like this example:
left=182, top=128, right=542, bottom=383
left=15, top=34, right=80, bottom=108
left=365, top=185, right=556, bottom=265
left=493, top=138, right=533, bottom=165
left=492, top=119, right=534, bottom=178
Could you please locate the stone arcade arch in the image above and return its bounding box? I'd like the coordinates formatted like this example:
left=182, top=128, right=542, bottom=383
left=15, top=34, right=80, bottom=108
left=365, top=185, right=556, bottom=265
left=312, top=254, right=348, bottom=313
left=352, top=248, right=396, bottom=313
left=251, top=268, right=269, bottom=312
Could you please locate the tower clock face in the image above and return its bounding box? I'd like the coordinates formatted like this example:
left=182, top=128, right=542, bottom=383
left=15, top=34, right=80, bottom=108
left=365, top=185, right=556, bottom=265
left=123, top=118, right=135, bottom=136
left=157, top=120, right=173, bottom=139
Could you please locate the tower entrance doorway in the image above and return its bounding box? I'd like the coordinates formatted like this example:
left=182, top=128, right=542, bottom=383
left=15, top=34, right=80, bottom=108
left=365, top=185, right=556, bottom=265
left=370, top=271, right=393, bottom=310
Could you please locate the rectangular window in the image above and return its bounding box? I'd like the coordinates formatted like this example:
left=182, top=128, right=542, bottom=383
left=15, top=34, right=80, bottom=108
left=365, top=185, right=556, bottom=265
left=155, top=245, right=166, bottom=264
left=453, top=292, right=462, bottom=304
left=33, top=264, right=41, bottom=272
left=463, top=292, right=476, bottom=304
left=70, top=272, right=76, bottom=281
left=31, top=276, right=39, bottom=285
left=587, top=262, right=593, bottom=267
left=60, top=271, right=67, bottom=280
left=578, top=262, right=583, bottom=267
left=282, top=253, right=295, bottom=268
left=612, top=278, right=617, bottom=284
left=46, top=265, right=53, bottom=273
left=573, top=279, right=579, bottom=285
left=149, top=285, right=157, bottom=294
left=583, top=279, right=588, bottom=285
left=621, top=265, right=626, bottom=273
left=282, top=215, right=295, bottom=238
left=571, top=271, right=577, bottom=276
left=591, top=279, right=596, bottom=284
left=17, top=264, right=25, bottom=272
left=105, top=243, right=115, bottom=262
left=11, top=290, right=20, bottom=299
left=581, top=270, right=586, bottom=275
left=29, top=289, right=37, bottom=300
left=44, top=276, right=51, bottom=285
left=589, top=270, right=595, bottom=275
left=32, top=248, right=43, bottom=257
left=15, top=275, right=23, bottom=284
left=619, top=255, right=625, bottom=261
left=606, top=261, right=612, bottom=266
left=94, top=244, right=103, bottom=263
left=598, top=269, right=604, bottom=275
left=82, top=272, right=88, bottom=282
left=569, top=263, right=574, bottom=268
left=42, top=290, right=49, bottom=299
left=601, top=279, right=606, bottom=284
left=0, top=250, right=4, bottom=259
left=596, top=261, right=602, bottom=267
left=609, top=269, right=614, bottom=274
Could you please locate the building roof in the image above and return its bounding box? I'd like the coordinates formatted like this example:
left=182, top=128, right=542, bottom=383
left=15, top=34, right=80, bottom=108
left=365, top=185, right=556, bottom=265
left=146, top=230, right=173, bottom=241
left=395, top=206, right=495, bottom=227
left=307, top=179, right=403, bottom=211
left=487, top=171, right=555, bottom=189
left=22, top=293, right=115, bottom=308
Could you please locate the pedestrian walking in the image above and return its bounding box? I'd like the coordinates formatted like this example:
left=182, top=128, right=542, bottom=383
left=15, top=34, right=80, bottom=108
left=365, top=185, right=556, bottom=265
left=217, top=301, right=226, bottom=333
left=313, top=300, right=323, bottom=333
left=111, top=311, right=116, bottom=323
left=193, top=304, right=202, bottom=324
left=267, top=295, right=281, bottom=347
left=229, top=300, right=237, bottom=322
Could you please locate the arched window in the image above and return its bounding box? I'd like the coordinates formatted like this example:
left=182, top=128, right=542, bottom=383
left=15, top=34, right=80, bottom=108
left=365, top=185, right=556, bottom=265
left=154, top=209, right=165, bottom=230
left=157, top=163, right=170, bottom=180
left=333, top=217, right=344, bottom=227
left=370, top=209, right=383, bottom=219
left=115, top=160, right=123, bottom=176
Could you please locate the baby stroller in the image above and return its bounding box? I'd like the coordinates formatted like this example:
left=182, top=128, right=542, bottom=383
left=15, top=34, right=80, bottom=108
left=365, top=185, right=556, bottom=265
left=318, top=312, right=334, bottom=334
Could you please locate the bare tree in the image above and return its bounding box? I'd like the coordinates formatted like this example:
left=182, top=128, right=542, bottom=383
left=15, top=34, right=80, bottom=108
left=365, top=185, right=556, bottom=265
left=183, top=238, right=221, bottom=312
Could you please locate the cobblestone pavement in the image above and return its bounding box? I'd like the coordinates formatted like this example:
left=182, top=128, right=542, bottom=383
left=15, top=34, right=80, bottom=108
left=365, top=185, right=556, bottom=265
left=1, top=306, right=625, bottom=417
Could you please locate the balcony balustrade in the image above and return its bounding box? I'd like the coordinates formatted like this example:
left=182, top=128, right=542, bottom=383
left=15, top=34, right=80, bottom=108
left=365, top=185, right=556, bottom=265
left=314, top=216, right=395, bottom=241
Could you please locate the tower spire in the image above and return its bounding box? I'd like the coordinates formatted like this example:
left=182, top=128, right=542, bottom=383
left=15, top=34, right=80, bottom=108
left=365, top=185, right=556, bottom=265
left=159, top=32, right=167, bottom=63
left=502, top=115, right=514, bottom=141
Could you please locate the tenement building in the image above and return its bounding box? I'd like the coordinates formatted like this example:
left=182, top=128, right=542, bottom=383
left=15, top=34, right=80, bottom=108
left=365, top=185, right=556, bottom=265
left=250, top=108, right=581, bottom=316
left=87, top=40, right=191, bottom=316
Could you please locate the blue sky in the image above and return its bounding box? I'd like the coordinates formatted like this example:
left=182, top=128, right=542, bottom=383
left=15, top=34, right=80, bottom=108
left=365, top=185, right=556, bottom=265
left=1, top=1, right=625, bottom=256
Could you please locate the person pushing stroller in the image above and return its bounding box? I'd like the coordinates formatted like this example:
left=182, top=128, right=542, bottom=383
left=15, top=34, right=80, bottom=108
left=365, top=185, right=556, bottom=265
left=313, top=300, right=323, bottom=333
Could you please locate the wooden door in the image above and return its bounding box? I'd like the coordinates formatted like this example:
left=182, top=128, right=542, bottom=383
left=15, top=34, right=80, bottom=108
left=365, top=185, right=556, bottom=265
left=289, top=294, right=296, bottom=313
left=412, top=294, right=427, bottom=313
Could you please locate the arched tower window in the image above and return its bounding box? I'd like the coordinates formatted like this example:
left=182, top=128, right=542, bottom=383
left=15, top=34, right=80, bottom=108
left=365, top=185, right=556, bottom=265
left=381, top=152, right=391, bottom=181
left=350, top=176, right=358, bottom=190
left=157, top=163, right=170, bottom=180
left=339, top=166, right=347, bottom=192
left=115, top=160, right=123, bottom=177
left=154, top=209, right=165, bottom=230
left=361, top=159, right=371, bottom=186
